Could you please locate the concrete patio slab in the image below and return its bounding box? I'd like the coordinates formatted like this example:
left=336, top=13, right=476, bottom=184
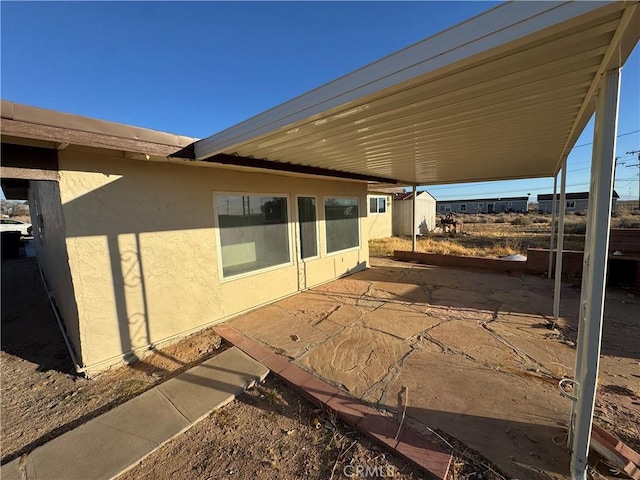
left=2, top=347, right=268, bottom=480
left=427, top=319, right=524, bottom=368
left=225, top=257, right=640, bottom=479
left=230, top=304, right=328, bottom=358
left=299, top=325, right=412, bottom=398
left=0, top=458, right=21, bottom=480
left=362, top=303, right=440, bottom=339
left=370, top=281, right=430, bottom=304
left=213, top=325, right=453, bottom=479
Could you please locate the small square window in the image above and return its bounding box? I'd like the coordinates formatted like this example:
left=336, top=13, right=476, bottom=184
left=368, top=196, right=386, bottom=214
left=460, top=204, right=466, bottom=212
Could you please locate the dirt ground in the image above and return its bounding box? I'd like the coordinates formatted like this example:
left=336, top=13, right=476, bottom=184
left=118, top=375, right=430, bottom=480
left=1, top=257, right=224, bottom=465
left=1, top=257, right=502, bottom=480
left=3, top=255, right=638, bottom=479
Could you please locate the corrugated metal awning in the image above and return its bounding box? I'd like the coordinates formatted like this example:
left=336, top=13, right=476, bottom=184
left=195, top=1, right=639, bottom=185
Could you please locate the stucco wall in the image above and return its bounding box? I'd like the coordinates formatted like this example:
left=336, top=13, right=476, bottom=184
left=366, top=194, right=392, bottom=239
left=57, top=150, right=368, bottom=372
left=28, top=181, right=82, bottom=361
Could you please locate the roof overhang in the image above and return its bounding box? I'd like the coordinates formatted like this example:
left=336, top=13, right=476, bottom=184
left=195, top=1, right=640, bottom=186
left=1, top=100, right=198, bottom=159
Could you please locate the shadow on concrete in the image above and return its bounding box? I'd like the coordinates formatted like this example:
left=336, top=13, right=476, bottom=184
left=320, top=262, right=639, bottom=361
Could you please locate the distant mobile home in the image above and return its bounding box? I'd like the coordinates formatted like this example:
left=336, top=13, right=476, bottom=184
left=436, top=196, right=528, bottom=214
left=537, top=191, right=619, bottom=214
left=393, top=191, right=436, bottom=236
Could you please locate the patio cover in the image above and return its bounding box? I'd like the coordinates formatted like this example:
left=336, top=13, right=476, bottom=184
left=195, top=1, right=639, bottom=186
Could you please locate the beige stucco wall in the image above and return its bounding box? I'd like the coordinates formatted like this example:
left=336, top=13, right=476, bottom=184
left=57, top=149, right=368, bottom=373
left=366, top=194, right=393, bottom=239
left=28, top=180, right=82, bottom=361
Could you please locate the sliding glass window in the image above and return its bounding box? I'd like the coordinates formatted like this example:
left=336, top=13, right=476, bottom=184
left=216, top=195, right=290, bottom=278
left=324, top=197, right=360, bottom=254
left=297, top=197, right=318, bottom=260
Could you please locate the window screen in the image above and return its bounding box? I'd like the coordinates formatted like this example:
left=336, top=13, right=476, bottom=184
left=217, top=195, right=290, bottom=278
left=325, top=198, right=359, bottom=253
left=297, top=197, right=318, bottom=260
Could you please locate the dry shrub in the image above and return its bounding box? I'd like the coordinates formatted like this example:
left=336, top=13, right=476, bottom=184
left=561, top=219, right=587, bottom=235
left=511, top=216, right=531, bottom=226
left=613, top=217, right=640, bottom=228
left=370, top=235, right=523, bottom=258
left=532, top=216, right=550, bottom=224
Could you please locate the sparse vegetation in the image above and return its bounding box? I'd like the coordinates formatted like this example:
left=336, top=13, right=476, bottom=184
left=372, top=203, right=640, bottom=258
left=510, top=216, right=531, bottom=226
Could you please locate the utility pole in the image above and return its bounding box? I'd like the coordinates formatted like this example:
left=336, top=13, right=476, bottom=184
left=626, top=150, right=640, bottom=210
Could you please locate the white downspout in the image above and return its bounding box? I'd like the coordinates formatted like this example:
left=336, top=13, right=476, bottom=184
left=37, top=263, right=87, bottom=374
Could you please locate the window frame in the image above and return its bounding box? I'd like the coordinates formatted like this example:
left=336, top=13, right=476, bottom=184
left=368, top=195, right=387, bottom=215
left=460, top=204, right=466, bottom=212
left=566, top=200, right=575, bottom=208
left=295, top=194, right=320, bottom=262
left=212, top=191, right=294, bottom=282
left=323, top=195, right=361, bottom=256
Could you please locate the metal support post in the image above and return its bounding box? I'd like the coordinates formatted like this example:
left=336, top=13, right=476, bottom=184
left=553, top=157, right=568, bottom=319
left=568, top=68, right=620, bottom=480
left=549, top=173, right=558, bottom=278
left=412, top=185, right=417, bottom=252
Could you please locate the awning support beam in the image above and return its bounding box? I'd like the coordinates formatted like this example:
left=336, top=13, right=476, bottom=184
left=553, top=156, right=568, bottom=319
left=412, top=185, right=417, bottom=252
left=548, top=172, right=558, bottom=278
left=569, top=68, right=620, bottom=480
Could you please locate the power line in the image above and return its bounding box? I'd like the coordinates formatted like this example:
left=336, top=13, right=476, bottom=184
left=572, top=129, right=640, bottom=149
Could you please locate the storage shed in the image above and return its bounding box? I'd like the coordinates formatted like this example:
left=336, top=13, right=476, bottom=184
left=393, top=191, right=436, bottom=236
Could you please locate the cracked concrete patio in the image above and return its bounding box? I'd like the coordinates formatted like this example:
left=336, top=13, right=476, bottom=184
left=226, top=257, right=640, bottom=479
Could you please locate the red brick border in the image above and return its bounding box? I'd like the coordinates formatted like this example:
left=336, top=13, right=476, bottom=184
left=213, top=324, right=452, bottom=479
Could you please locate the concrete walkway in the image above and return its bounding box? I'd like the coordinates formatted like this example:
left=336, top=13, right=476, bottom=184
left=1, top=347, right=268, bottom=480
left=224, top=257, right=640, bottom=480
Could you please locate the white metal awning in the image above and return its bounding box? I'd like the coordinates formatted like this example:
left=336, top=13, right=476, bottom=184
left=195, top=1, right=639, bottom=185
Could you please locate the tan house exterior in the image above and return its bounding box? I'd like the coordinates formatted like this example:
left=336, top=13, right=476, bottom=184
left=2, top=101, right=370, bottom=375
left=365, top=193, right=393, bottom=240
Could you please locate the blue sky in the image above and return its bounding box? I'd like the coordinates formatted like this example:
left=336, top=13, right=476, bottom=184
left=2, top=1, right=639, bottom=201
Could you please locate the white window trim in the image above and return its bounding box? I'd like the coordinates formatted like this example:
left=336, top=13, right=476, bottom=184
left=323, top=195, right=361, bottom=257
left=566, top=200, right=576, bottom=208
left=460, top=203, right=467, bottom=211
left=295, top=194, right=320, bottom=262
left=212, top=191, right=294, bottom=282
left=368, top=195, right=387, bottom=215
